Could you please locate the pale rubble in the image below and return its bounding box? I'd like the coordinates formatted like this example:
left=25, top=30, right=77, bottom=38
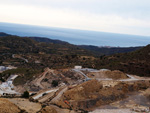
left=89, top=109, right=134, bottom=113
left=0, top=74, right=20, bottom=96
left=0, top=65, right=17, bottom=73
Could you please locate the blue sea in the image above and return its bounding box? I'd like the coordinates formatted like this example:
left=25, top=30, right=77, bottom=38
left=0, top=22, right=149, bottom=47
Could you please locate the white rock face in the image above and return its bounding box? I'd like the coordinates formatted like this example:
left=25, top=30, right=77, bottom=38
left=0, top=66, right=6, bottom=71
left=0, top=66, right=16, bottom=72
left=74, top=66, right=82, bottom=69
left=0, top=74, right=20, bottom=95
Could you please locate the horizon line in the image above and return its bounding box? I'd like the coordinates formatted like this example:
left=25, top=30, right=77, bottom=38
left=0, top=21, right=149, bottom=37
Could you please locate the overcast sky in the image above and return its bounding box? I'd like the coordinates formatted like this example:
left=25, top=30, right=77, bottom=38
left=0, top=0, right=150, bottom=36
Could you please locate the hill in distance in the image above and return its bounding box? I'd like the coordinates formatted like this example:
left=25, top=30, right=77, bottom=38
left=0, top=32, right=10, bottom=37
left=0, top=32, right=150, bottom=78
left=0, top=32, right=142, bottom=56
left=79, top=45, right=142, bottom=55
left=0, top=33, right=96, bottom=69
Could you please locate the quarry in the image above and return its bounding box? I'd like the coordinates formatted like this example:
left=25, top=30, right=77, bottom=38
left=0, top=74, right=20, bottom=96
left=0, top=66, right=150, bottom=113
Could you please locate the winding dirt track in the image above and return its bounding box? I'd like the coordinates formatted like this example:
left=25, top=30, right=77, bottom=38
left=32, top=88, right=58, bottom=100
left=34, top=68, right=54, bottom=89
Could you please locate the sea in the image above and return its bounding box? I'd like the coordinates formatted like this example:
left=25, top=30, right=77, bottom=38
left=0, top=22, right=150, bottom=47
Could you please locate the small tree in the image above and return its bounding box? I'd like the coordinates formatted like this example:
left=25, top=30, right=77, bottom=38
left=51, top=80, right=58, bottom=87
left=22, top=91, right=29, bottom=98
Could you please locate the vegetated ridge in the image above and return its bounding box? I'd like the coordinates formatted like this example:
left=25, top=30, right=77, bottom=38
left=96, top=44, right=150, bottom=77
left=79, top=45, right=142, bottom=55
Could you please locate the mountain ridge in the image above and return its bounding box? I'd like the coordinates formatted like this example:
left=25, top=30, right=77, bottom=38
left=0, top=32, right=142, bottom=56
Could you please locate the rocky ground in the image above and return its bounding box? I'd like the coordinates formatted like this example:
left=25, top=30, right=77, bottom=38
left=14, top=68, right=85, bottom=93
left=86, top=69, right=128, bottom=80
left=91, top=89, right=150, bottom=113
left=1, top=68, right=150, bottom=113
left=14, top=68, right=130, bottom=93
left=48, top=80, right=150, bottom=112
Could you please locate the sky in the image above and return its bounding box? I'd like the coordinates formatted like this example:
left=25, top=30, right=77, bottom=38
left=0, top=0, right=150, bottom=36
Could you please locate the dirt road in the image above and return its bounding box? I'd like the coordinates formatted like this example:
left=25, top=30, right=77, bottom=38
left=50, top=87, right=68, bottom=103
left=32, top=88, right=58, bottom=100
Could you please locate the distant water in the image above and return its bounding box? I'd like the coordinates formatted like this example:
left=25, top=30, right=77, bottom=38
left=0, top=22, right=150, bottom=47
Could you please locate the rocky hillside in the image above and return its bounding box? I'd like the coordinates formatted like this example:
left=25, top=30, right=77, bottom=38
left=86, top=70, right=128, bottom=79
left=47, top=79, right=150, bottom=112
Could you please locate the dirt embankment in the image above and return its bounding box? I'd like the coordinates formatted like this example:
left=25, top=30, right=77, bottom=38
left=2, top=80, right=150, bottom=113
left=87, top=70, right=128, bottom=79
left=143, top=88, right=150, bottom=100
left=38, top=105, right=77, bottom=113
left=38, top=106, right=57, bottom=113
left=63, top=80, right=125, bottom=111
left=50, top=79, right=150, bottom=112
left=0, top=98, right=21, bottom=113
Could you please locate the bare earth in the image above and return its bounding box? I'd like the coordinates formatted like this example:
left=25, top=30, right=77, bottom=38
left=0, top=98, right=21, bottom=113
left=89, top=109, right=133, bottom=113
left=8, top=98, right=42, bottom=113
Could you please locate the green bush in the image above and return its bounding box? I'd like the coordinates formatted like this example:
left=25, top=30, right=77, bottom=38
left=51, top=80, right=58, bottom=87
left=22, top=91, right=29, bottom=98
